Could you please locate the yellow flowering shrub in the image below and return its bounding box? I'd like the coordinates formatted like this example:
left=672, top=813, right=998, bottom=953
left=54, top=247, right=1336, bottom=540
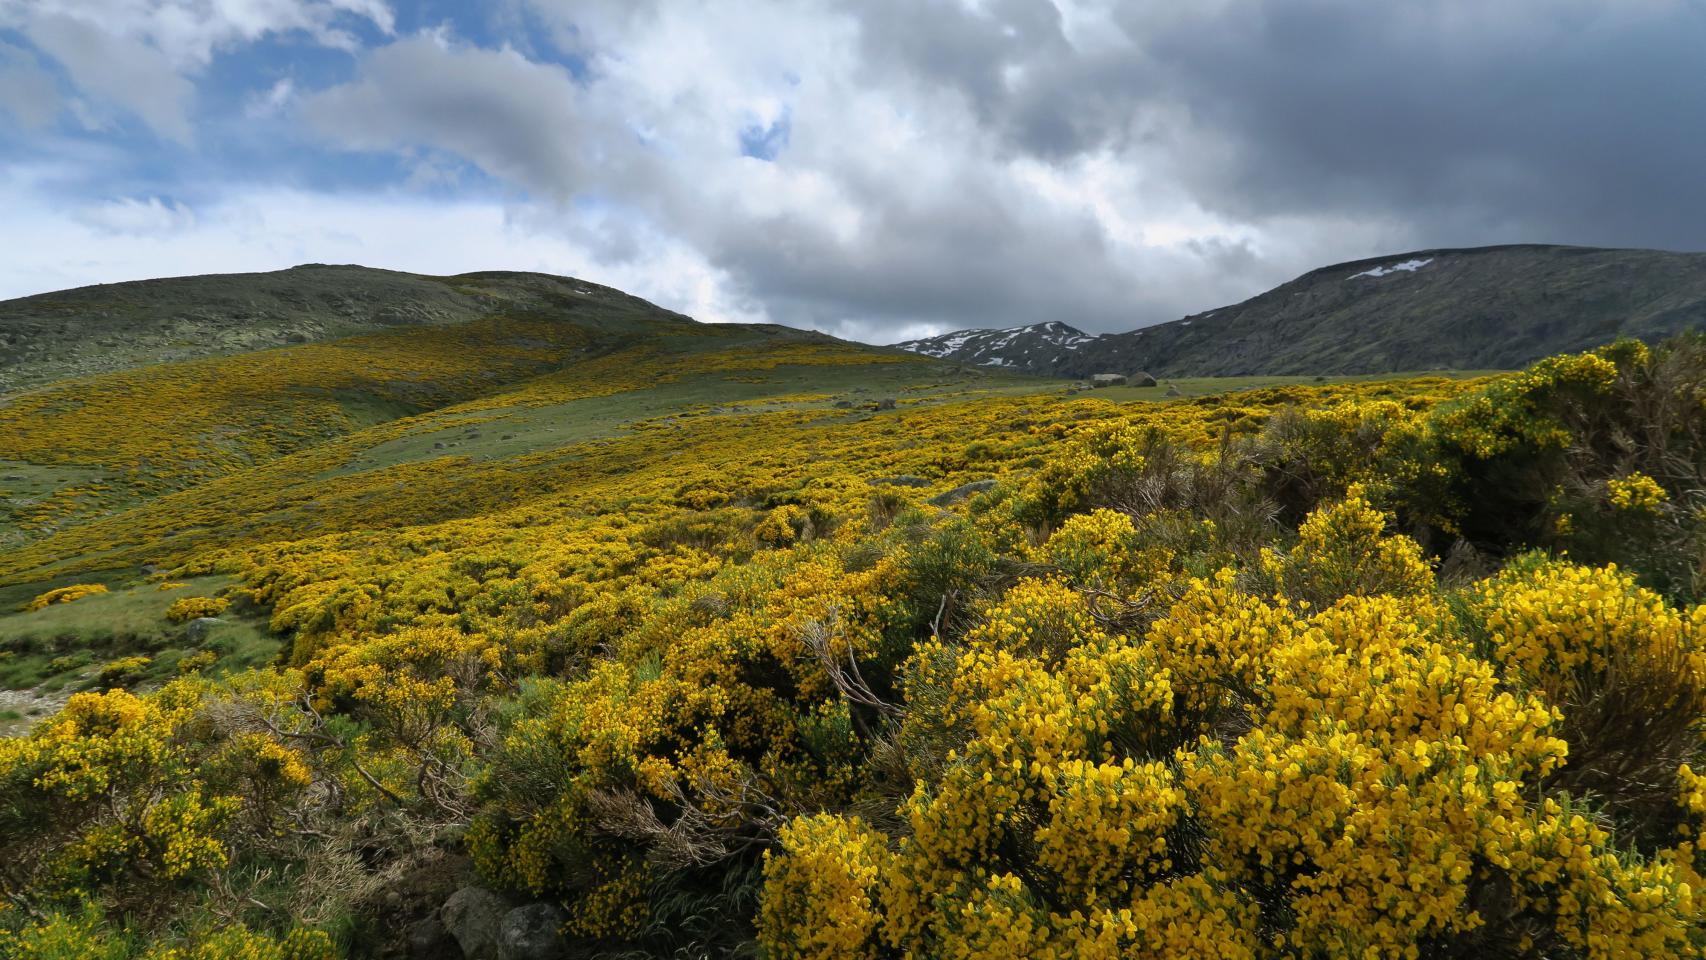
left=759, top=813, right=891, bottom=959
left=1037, top=508, right=1174, bottom=592
left=1609, top=472, right=1670, bottom=512
left=1259, top=486, right=1434, bottom=604
left=22, top=582, right=108, bottom=612
left=165, top=596, right=229, bottom=623
left=1472, top=560, right=1704, bottom=700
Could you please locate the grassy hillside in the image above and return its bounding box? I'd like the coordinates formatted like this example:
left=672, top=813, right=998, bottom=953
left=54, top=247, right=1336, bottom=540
left=1, top=269, right=1705, bottom=958
left=0, top=270, right=923, bottom=546
left=0, top=265, right=698, bottom=394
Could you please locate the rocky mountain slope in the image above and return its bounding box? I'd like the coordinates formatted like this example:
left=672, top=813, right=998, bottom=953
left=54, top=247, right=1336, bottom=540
left=897, top=244, right=1706, bottom=376
left=898, top=320, right=1097, bottom=369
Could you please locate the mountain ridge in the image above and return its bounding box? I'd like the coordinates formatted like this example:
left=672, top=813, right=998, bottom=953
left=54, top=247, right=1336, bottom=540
left=897, top=244, right=1706, bottom=376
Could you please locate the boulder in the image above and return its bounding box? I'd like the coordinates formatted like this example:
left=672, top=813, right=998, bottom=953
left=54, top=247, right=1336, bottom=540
left=875, top=397, right=897, bottom=410
left=186, top=617, right=225, bottom=642
left=1130, top=371, right=1158, bottom=388
left=929, top=479, right=998, bottom=507
left=833, top=400, right=854, bottom=409
left=406, top=913, right=460, bottom=960
left=1164, top=385, right=1182, bottom=397
left=442, top=887, right=511, bottom=960
left=498, top=904, right=569, bottom=960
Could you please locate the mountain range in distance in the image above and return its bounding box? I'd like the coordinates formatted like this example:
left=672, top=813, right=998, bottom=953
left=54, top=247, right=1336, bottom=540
left=6, top=243, right=1705, bottom=401
left=896, top=244, right=1706, bottom=377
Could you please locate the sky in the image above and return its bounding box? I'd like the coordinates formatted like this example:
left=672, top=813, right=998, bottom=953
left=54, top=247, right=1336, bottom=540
left=2, top=1, right=1704, bottom=344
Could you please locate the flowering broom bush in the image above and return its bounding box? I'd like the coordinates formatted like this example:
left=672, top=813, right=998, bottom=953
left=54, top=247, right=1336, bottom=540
left=3, top=337, right=1704, bottom=956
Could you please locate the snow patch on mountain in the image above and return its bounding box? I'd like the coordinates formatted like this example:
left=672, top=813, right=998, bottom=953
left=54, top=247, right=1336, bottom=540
left=1350, top=258, right=1434, bottom=280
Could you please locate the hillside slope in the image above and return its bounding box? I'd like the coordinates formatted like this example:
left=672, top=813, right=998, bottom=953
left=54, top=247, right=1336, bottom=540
left=0, top=264, right=702, bottom=394
left=0, top=267, right=927, bottom=547
left=898, top=244, right=1706, bottom=376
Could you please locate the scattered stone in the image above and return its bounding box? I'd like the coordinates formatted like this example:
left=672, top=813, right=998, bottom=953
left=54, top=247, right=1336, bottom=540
left=929, top=479, right=998, bottom=507
left=186, top=617, right=225, bottom=642
left=871, top=475, right=931, bottom=488
left=441, top=888, right=511, bottom=960
left=497, top=904, right=568, bottom=960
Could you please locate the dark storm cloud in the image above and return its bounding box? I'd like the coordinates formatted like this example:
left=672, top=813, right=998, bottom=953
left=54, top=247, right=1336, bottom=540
left=1124, top=1, right=1706, bottom=250
left=851, top=0, right=1706, bottom=250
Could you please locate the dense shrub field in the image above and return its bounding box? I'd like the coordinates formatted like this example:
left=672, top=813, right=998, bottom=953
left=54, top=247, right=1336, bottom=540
left=3, top=337, right=1705, bottom=958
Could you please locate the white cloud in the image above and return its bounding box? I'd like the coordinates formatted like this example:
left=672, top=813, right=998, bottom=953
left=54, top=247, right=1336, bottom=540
left=72, top=196, right=199, bottom=236
left=244, top=77, right=295, bottom=118
left=1, top=0, right=395, bottom=69
left=299, top=35, right=608, bottom=203
left=22, top=14, right=196, bottom=142
left=0, top=0, right=393, bottom=140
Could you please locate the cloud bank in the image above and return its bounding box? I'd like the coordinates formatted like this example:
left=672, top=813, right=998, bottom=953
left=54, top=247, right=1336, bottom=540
left=3, top=0, right=1704, bottom=342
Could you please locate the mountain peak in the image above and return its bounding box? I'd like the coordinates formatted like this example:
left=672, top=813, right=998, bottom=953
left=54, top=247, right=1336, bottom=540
left=896, top=320, right=1100, bottom=368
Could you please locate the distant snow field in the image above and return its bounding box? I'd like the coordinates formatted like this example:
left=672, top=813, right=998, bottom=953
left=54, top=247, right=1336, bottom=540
left=1350, top=258, right=1435, bottom=280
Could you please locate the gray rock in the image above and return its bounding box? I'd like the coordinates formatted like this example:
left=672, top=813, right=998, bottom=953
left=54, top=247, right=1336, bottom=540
left=407, top=913, right=460, bottom=960
left=442, top=887, right=511, bottom=960
left=498, top=904, right=568, bottom=960
left=870, top=475, right=931, bottom=488
left=875, top=397, right=897, bottom=410
left=833, top=400, right=854, bottom=409
left=1130, top=372, right=1158, bottom=388
left=186, top=617, right=225, bottom=642
left=1164, top=385, right=1182, bottom=397
left=929, top=479, right=998, bottom=507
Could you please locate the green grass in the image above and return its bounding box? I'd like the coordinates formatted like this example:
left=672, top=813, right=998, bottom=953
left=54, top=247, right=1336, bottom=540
left=0, top=459, right=125, bottom=548
left=0, top=575, right=281, bottom=699
left=327, top=362, right=1035, bottom=477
